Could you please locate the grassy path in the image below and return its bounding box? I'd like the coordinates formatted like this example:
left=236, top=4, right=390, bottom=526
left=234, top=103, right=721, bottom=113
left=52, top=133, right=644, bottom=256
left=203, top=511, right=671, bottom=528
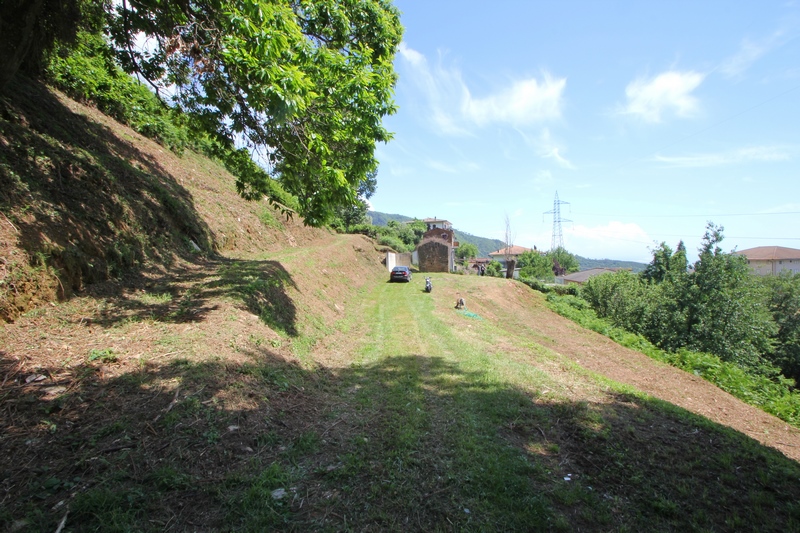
left=331, top=277, right=557, bottom=530
left=299, top=273, right=800, bottom=532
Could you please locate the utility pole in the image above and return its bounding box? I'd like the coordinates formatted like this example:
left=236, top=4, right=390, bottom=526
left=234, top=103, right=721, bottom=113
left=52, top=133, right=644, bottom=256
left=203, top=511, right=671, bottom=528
left=544, top=191, right=571, bottom=250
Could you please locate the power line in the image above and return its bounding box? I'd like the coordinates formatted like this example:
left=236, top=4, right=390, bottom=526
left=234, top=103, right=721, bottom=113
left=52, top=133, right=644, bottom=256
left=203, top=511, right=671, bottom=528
left=574, top=210, right=800, bottom=219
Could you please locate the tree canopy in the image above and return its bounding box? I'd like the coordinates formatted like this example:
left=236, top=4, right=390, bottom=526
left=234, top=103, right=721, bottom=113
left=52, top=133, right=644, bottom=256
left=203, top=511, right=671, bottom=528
left=456, top=243, right=478, bottom=260
left=2, top=0, right=403, bottom=226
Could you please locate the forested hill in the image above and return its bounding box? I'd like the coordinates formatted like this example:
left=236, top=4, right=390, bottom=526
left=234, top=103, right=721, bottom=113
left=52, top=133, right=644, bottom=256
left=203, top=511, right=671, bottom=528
left=577, top=256, right=646, bottom=272
left=368, top=210, right=647, bottom=270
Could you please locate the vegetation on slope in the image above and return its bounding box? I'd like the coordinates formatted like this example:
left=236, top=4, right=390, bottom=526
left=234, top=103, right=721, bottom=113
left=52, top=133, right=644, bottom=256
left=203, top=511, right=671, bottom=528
left=3, top=0, right=404, bottom=226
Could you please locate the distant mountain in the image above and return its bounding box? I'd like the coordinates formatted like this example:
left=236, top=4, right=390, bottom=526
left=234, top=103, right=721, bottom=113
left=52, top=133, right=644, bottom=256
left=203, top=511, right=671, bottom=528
left=367, top=211, right=415, bottom=226
left=367, top=210, right=648, bottom=270
left=576, top=256, right=647, bottom=273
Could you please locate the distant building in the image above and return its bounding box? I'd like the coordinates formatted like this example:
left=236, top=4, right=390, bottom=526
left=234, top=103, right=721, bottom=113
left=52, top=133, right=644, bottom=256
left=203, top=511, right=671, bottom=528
left=734, top=246, right=800, bottom=276
left=422, top=218, right=453, bottom=231
left=488, top=245, right=534, bottom=269
left=416, top=225, right=459, bottom=272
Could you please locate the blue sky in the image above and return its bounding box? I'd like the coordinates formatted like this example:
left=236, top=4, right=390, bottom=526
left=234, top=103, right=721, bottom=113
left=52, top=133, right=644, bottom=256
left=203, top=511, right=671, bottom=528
left=370, top=1, right=800, bottom=262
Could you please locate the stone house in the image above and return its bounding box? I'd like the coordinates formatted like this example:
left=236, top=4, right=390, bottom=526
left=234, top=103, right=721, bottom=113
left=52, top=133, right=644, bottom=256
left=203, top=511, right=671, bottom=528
left=416, top=225, right=459, bottom=272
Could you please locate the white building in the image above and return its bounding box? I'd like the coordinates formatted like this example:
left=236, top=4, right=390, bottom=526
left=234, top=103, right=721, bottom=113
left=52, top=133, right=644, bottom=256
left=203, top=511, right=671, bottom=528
left=734, top=246, right=800, bottom=276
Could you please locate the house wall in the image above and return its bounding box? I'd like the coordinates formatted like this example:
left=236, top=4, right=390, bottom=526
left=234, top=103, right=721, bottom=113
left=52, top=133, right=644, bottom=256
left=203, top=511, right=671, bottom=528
left=746, top=259, right=800, bottom=276
left=417, top=241, right=451, bottom=272
left=776, top=259, right=800, bottom=275
left=385, top=252, right=413, bottom=271
left=422, top=227, right=455, bottom=244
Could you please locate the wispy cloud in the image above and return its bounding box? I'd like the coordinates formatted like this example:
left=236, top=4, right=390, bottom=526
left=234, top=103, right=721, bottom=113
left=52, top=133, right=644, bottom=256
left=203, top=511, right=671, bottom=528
left=619, top=70, right=705, bottom=122
left=398, top=43, right=566, bottom=135
left=720, top=29, right=794, bottom=78
left=653, top=145, right=793, bottom=167
left=426, top=159, right=479, bottom=174
left=427, top=160, right=458, bottom=174
left=516, top=128, right=575, bottom=168
left=536, top=129, right=575, bottom=169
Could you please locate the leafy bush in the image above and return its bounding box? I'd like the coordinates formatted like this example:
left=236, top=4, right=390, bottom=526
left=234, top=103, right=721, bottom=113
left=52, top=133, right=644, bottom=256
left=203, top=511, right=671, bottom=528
left=485, top=260, right=503, bottom=277
left=47, top=32, right=190, bottom=152
left=519, top=277, right=579, bottom=296
left=581, top=225, right=777, bottom=374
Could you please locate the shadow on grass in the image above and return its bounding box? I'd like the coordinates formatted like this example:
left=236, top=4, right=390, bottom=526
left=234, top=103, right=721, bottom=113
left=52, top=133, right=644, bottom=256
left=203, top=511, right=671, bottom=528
left=2, top=350, right=800, bottom=532
left=84, top=257, right=299, bottom=336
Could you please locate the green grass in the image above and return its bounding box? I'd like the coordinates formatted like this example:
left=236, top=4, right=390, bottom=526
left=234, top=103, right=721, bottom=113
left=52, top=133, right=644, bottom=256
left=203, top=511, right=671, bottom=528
left=7, top=269, right=800, bottom=531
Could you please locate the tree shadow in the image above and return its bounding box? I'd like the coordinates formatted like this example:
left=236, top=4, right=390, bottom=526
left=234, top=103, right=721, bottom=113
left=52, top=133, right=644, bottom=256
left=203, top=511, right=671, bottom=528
left=2, top=350, right=800, bottom=531
left=70, top=257, right=300, bottom=336
left=0, top=77, right=214, bottom=298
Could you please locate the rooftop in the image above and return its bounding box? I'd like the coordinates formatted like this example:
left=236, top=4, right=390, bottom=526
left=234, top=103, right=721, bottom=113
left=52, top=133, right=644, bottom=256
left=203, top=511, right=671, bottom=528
left=733, top=246, right=800, bottom=261
left=489, top=245, right=534, bottom=257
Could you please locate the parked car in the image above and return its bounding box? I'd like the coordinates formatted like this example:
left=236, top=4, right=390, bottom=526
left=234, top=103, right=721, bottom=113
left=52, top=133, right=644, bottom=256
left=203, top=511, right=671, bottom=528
left=390, top=266, right=412, bottom=282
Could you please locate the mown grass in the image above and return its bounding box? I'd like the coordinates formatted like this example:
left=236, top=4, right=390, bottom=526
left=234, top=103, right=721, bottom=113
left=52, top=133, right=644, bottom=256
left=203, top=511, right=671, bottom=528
left=6, top=271, right=800, bottom=532
left=288, top=274, right=800, bottom=531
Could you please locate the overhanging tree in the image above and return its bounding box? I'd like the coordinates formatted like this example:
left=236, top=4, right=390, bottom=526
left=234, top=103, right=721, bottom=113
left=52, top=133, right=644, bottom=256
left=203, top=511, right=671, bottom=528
left=3, top=0, right=403, bottom=226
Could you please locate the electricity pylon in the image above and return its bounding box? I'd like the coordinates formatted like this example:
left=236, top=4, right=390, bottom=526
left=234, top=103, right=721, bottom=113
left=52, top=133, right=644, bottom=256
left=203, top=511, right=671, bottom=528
left=544, top=191, right=571, bottom=250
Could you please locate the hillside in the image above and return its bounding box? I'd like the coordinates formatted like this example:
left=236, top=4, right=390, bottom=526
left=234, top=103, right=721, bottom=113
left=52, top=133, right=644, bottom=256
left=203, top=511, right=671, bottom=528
left=2, top=83, right=800, bottom=531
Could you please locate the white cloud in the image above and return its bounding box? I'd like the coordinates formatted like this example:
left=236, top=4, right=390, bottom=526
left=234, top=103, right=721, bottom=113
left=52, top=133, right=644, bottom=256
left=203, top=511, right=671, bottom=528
left=620, top=70, right=705, bottom=122
left=398, top=42, right=566, bottom=135
left=426, top=159, right=479, bottom=174
left=653, top=145, right=793, bottom=167
left=516, top=128, right=575, bottom=168
left=462, top=75, right=565, bottom=126
left=720, top=29, right=793, bottom=78
left=427, top=160, right=458, bottom=174
left=535, top=129, right=574, bottom=169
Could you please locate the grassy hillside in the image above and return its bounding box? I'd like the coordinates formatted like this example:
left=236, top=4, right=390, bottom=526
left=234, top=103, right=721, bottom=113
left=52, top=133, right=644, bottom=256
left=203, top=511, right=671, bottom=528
left=2, top=83, right=800, bottom=531
left=0, top=77, right=328, bottom=321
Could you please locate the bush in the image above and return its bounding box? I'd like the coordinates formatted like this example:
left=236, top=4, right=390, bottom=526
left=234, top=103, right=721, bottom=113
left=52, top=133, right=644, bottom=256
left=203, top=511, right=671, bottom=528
left=47, top=32, right=190, bottom=152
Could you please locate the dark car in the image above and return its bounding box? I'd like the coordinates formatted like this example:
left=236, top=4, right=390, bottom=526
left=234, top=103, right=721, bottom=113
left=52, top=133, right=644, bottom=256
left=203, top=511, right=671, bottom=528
left=390, top=266, right=412, bottom=282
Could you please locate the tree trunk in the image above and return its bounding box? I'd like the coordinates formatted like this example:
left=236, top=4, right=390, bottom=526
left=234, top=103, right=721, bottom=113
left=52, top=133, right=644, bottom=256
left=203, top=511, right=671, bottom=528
left=0, top=0, right=47, bottom=91
left=506, top=259, right=516, bottom=279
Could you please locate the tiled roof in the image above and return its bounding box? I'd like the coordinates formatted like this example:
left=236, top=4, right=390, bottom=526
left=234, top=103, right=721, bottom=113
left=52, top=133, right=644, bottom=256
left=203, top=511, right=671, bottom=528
left=734, top=246, right=800, bottom=261
left=488, top=245, right=533, bottom=257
